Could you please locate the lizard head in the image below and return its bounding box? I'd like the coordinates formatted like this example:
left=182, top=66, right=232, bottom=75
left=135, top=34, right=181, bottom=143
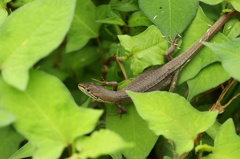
left=78, top=82, right=105, bottom=102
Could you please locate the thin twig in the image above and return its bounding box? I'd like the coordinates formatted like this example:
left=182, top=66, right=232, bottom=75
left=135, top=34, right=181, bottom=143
left=210, top=78, right=240, bottom=113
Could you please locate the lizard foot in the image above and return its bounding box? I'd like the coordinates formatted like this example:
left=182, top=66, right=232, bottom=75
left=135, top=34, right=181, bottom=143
left=110, top=104, right=127, bottom=117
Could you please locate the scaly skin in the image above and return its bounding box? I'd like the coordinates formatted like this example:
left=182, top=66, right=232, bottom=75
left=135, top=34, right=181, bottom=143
left=78, top=9, right=239, bottom=114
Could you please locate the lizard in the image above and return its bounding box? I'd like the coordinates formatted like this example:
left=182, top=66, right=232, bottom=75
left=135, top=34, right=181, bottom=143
left=78, top=9, right=239, bottom=114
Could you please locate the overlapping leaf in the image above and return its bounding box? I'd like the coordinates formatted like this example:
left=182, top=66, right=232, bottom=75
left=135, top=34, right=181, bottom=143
left=203, top=38, right=240, bottom=81
left=106, top=104, right=158, bottom=159
left=187, top=63, right=230, bottom=100
left=231, top=0, right=240, bottom=11
left=201, top=119, right=240, bottom=159
left=0, top=0, right=75, bottom=90
left=0, top=127, right=24, bottom=159
left=74, top=129, right=133, bottom=159
left=0, top=70, right=102, bottom=159
left=0, top=7, right=7, bottom=26
left=178, top=7, right=229, bottom=85
left=66, top=0, right=107, bottom=53
left=118, top=25, right=168, bottom=76
left=223, top=18, right=240, bottom=39
left=139, top=0, right=198, bottom=38
left=0, top=109, right=16, bottom=127
left=128, top=11, right=153, bottom=27
left=127, top=91, right=218, bottom=155
left=8, top=142, right=35, bottom=159
left=200, top=0, right=223, bottom=5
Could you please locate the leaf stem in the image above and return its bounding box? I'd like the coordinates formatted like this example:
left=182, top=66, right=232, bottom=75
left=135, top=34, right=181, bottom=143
left=113, top=24, right=123, bottom=35
left=210, top=78, right=240, bottom=113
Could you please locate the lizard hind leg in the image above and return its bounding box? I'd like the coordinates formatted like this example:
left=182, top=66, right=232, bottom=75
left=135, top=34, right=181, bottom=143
left=169, top=70, right=180, bottom=92
left=110, top=104, right=127, bottom=117
left=164, top=33, right=182, bottom=92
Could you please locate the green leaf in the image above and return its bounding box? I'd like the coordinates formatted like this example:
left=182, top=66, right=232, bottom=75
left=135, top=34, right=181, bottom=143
left=0, top=70, right=103, bottom=159
left=178, top=7, right=229, bottom=85
left=96, top=9, right=126, bottom=26
left=10, top=0, right=40, bottom=7
left=205, top=121, right=221, bottom=140
left=81, top=98, right=91, bottom=108
left=223, top=18, right=240, bottom=39
left=106, top=104, right=158, bottom=159
left=66, top=1, right=107, bottom=53
left=24, top=0, right=36, bottom=3
left=187, top=63, right=230, bottom=100
left=200, top=0, right=223, bottom=5
left=201, top=119, right=240, bottom=159
left=139, top=0, right=198, bottom=38
left=0, top=109, right=16, bottom=127
left=0, top=0, right=75, bottom=91
left=203, top=38, right=240, bottom=81
left=110, top=0, right=139, bottom=12
left=0, top=7, right=7, bottom=27
left=127, top=91, right=218, bottom=156
left=110, top=152, right=123, bottom=159
left=128, top=11, right=153, bottom=27
left=75, top=129, right=133, bottom=159
left=0, top=126, right=24, bottom=159
left=0, top=0, right=10, bottom=5
left=231, top=0, right=240, bottom=12
left=118, top=25, right=168, bottom=76
left=62, top=46, right=99, bottom=70
left=8, top=142, right=35, bottom=159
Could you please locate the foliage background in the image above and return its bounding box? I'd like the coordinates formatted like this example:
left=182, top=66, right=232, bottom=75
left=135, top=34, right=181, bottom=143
left=0, top=0, right=240, bottom=159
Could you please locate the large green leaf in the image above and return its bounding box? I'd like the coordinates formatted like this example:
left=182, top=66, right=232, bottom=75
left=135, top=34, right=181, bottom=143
left=177, top=7, right=229, bottom=85
left=118, top=25, right=168, bottom=76
left=74, top=129, right=133, bottom=159
left=201, top=119, right=240, bottom=159
left=139, top=0, right=198, bottom=38
left=0, top=126, right=24, bottom=159
left=0, top=0, right=10, bottom=5
left=187, top=63, right=230, bottom=100
left=0, top=0, right=75, bottom=91
left=232, top=0, right=240, bottom=12
left=8, top=142, right=35, bottom=159
left=62, top=46, right=99, bottom=70
left=206, top=121, right=221, bottom=140
left=110, top=0, right=139, bottom=12
left=203, top=38, right=240, bottom=81
left=128, top=11, right=153, bottom=27
left=0, top=71, right=102, bottom=159
left=10, top=0, right=36, bottom=7
left=223, top=18, right=240, bottom=39
left=200, top=0, right=223, bottom=5
left=0, top=6, right=7, bottom=26
left=127, top=91, right=218, bottom=156
left=106, top=104, right=158, bottom=159
left=96, top=9, right=126, bottom=26
left=0, top=109, right=16, bottom=127
left=66, top=0, right=107, bottom=53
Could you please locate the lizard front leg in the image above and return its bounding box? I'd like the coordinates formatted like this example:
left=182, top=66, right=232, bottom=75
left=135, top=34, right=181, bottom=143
left=92, top=78, right=119, bottom=91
